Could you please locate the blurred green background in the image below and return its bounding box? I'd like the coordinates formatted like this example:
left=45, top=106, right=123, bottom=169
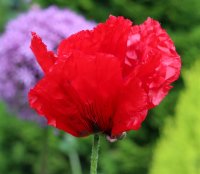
left=0, top=0, right=199, bottom=174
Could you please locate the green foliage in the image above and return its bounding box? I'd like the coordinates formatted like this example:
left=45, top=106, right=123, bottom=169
left=99, top=137, right=152, bottom=174
left=150, top=60, right=200, bottom=174
left=0, top=102, right=71, bottom=174
left=166, top=0, right=200, bottom=30
left=0, top=0, right=29, bottom=32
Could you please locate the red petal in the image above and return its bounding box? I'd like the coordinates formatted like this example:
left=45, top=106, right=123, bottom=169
left=58, top=16, right=132, bottom=63
left=61, top=51, right=123, bottom=133
left=29, top=51, right=123, bottom=136
left=124, top=18, right=181, bottom=107
left=112, top=77, right=148, bottom=136
left=30, top=32, right=57, bottom=74
left=28, top=61, right=93, bottom=137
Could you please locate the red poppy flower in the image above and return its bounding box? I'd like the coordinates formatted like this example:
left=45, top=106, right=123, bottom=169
left=29, top=16, right=181, bottom=138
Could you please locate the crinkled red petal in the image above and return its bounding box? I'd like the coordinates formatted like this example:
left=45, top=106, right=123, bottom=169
left=30, top=32, right=57, bottom=74
left=125, top=17, right=181, bottom=107
left=112, top=77, right=148, bottom=136
left=58, top=15, right=132, bottom=63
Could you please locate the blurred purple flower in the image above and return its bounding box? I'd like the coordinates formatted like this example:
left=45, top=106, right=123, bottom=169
left=0, top=6, right=96, bottom=125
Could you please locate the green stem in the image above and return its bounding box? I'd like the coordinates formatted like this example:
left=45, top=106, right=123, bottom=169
left=90, top=134, right=100, bottom=174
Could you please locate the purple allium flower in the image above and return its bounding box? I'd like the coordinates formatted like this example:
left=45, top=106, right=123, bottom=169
left=0, top=6, right=96, bottom=125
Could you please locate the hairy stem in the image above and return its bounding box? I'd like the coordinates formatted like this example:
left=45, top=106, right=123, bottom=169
left=90, top=134, right=100, bottom=174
